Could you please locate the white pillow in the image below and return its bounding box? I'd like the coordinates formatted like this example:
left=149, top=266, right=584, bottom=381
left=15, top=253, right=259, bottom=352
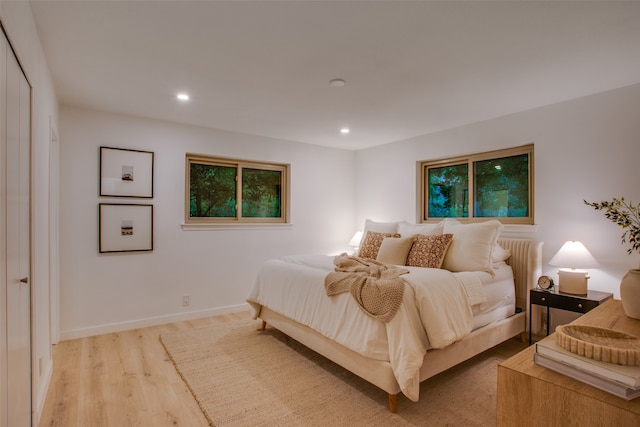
left=363, top=218, right=400, bottom=234
left=376, top=237, right=414, bottom=265
left=398, top=221, right=443, bottom=237
left=354, top=219, right=401, bottom=249
left=492, top=243, right=511, bottom=262
left=441, top=219, right=503, bottom=273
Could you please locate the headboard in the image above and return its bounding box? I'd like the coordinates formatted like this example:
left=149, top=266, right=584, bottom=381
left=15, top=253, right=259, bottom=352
left=497, top=238, right=543, bottom=312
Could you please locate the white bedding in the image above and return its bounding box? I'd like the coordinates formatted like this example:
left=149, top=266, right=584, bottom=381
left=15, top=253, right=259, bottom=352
left=472, top=263, right=516, bottom=329
left=246, top=254, right=515, bottom=402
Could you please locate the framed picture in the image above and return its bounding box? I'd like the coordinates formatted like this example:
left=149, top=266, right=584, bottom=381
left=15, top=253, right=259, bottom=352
left=100, top=147, right=154, bottom=198
left=99, top=203, right=153, bottom=253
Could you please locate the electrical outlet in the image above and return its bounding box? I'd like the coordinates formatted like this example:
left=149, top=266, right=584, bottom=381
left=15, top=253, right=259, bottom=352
left=182, top=295, right=190, bottom=307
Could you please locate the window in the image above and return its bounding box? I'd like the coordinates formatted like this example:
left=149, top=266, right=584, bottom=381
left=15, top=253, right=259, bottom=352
left=186, top=153, right=289, bottom=224
left=419, top=144, right=534, bottom=224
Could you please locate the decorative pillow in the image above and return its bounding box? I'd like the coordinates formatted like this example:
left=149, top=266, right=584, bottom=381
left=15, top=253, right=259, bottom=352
left=441, top=219, right=503, bottom=273
left=376, top=237, right=414, bottom=265
left=358, top=231, right=400, bottom=260
left=406, top=234, right=453, bottom=268
left=398, top=221, right=443, bottom=237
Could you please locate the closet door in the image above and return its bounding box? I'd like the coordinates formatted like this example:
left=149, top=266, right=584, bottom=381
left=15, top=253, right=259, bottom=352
left=1, top=28, right=32, bottom=427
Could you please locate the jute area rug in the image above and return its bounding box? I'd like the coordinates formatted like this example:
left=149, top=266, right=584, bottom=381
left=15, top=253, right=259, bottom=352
left=160, top=318, right=507, bottom=427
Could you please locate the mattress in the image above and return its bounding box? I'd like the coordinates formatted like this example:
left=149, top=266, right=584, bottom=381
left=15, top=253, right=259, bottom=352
left=248, top=254, right=515, bottom=358
left=248, top=254, right=390, bottom=360
left=471, top=261, right=516, bottom=329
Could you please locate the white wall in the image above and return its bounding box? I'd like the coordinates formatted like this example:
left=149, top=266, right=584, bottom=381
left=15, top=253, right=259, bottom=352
left=0, top=0, right=59, bottom=422
left=59, top=107, right=356, bottom=339
left=355, top=83, right=640, bottom=299
left=3, top=1, right=636, bottom=421
left=60, top=84, right=640, bottom=340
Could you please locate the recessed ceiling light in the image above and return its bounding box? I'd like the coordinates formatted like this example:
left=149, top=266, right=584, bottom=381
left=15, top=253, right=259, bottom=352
left=177, top=93, right=190, bottom=101
left=340, top=128, right=350, bottom=134
left=330, top=79, right=346, bottom=88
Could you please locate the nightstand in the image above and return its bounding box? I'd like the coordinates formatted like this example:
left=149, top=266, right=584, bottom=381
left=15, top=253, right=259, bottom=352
left=528, top=288, right=613, bottom=344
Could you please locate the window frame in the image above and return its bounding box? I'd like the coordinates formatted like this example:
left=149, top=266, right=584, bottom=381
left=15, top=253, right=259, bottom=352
left=418, top=144, right=534, bottom=225
left=185, top=153, right=289, bottom=225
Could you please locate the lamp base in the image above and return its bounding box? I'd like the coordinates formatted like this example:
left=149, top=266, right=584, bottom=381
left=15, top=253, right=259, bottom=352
left=557, top=269, right=589, bottom=295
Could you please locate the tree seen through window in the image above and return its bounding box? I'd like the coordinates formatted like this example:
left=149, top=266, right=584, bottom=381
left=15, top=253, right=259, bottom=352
left=186, top=154, right=288, bottom=224
left=420, top=145, right=533, bottom=224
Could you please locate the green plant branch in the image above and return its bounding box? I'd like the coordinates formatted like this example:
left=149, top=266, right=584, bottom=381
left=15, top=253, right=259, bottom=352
left=585, top=197, right=640, bottom=255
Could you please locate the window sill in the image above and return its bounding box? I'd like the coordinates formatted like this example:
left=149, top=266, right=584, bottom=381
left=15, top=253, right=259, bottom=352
left=181, top=223, right=293, bottom=231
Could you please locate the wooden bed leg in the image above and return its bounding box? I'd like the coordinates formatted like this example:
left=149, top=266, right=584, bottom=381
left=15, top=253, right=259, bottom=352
left=388, top=393, right=397, bottom=413
left=520, top=331, right=527, bottom=343
left=258, top=320, right=267, bottom=331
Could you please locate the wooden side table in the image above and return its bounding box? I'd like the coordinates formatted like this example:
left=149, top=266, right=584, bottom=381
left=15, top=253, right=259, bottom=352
left=498, top=299, right=640, bottom=426
left=529, top=288, right=613, bottom=344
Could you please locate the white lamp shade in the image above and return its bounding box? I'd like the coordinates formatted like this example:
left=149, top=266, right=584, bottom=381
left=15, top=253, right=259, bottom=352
left=549, top=241, right=600, bottom=269
left=349, top=231, right=364, bottom=247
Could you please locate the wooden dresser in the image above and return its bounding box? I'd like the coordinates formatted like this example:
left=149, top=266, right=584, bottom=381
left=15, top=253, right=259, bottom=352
left=497, top=299, right=640, bottom=426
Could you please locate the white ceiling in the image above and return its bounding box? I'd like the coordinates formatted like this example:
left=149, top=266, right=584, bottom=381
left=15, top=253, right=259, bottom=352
left=29, top=1, right=640, bottom=150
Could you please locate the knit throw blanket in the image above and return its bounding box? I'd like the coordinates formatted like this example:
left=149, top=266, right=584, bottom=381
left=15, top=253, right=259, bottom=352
left=324, top=253, right=409, bottom=323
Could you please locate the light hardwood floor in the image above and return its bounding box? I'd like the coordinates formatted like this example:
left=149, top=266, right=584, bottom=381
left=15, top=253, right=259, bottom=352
left=39, top=311, right=527, bottom=426
left=38, top=311, right=253, bottom=427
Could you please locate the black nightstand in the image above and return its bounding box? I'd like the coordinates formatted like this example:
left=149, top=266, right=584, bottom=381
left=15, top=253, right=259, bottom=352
left=528, top=288, right=613, bottom=344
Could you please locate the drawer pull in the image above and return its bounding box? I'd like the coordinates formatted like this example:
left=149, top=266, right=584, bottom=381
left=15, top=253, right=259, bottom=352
left=578, top=303, right=583, bottom=309
left=541, top=297, right=546, bottom=302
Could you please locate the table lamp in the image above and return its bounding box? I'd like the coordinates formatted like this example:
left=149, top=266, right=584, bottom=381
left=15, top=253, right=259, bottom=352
left=549, top=241, right=599, bottom=295
left=348, top=231, right=364, bottom=255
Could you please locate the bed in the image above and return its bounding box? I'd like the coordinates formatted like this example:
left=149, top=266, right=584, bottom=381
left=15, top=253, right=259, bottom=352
left=247, top=219, right=542, bottom=412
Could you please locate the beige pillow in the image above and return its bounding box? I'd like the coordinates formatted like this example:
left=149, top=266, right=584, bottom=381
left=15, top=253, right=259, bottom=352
left=358, top=231, right=400, bottom=260
left=376, top=237, right=414, bottom=265
left=406, top=234, right=453, bottom=268
left=441, top=219, right=503, bottom=273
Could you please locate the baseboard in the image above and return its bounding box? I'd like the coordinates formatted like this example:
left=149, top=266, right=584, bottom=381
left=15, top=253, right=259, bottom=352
left=59, top=302, right=251, bottom=341
left=35, top=356, right=53, bottom=426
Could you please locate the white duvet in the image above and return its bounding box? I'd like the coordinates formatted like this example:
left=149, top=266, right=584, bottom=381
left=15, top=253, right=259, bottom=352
left=246, top=254, right=488, bottom=402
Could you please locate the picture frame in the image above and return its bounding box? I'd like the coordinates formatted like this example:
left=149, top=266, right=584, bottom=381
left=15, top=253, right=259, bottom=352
left=99, top=203, right=153, bottom=253
left=100, top=146, right=154, bottom=198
